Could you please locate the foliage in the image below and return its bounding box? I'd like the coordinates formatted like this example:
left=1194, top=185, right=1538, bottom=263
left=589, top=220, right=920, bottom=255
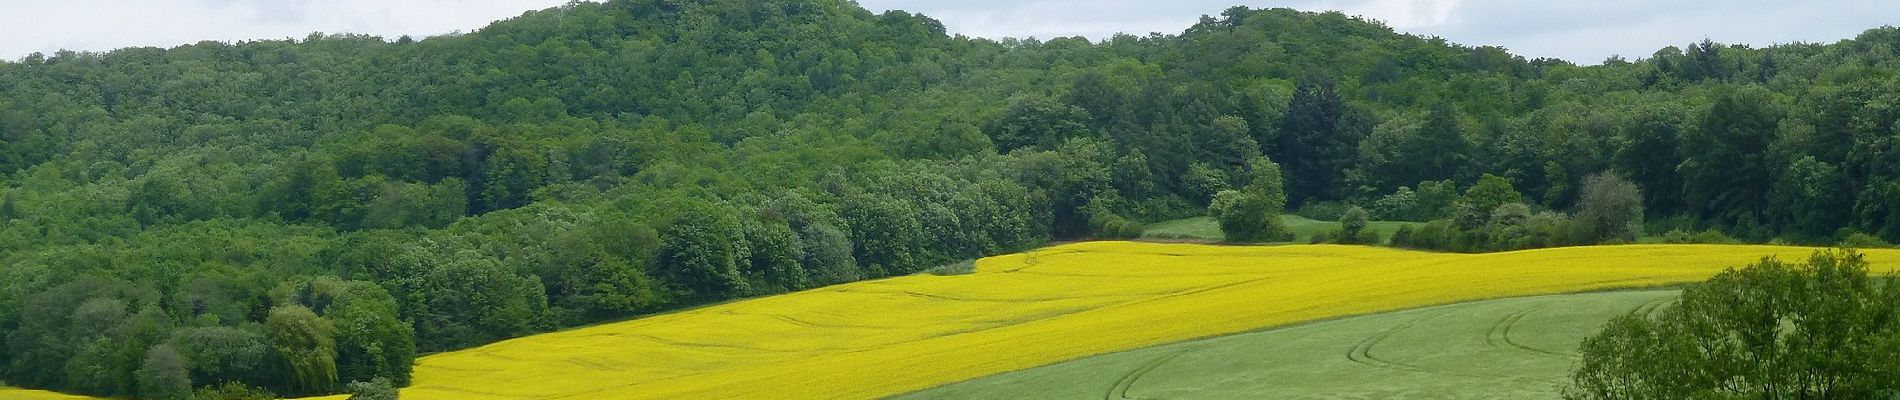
left=345, top=378, right=398, bottom=400
left=1572, top=173, right=1645, bottom=243
left=1567, top=250, right=1900, bottom=399
left=265, top=305, right=337, bottom=396
left=1208, top=157, right=1294, bottom=243
left=1317, top=206, right=1380, bottom=244
left=1662, top=228, right=1742, bottom=244
left=133, top=345, right=190, bottom=400
left=1454, top=174, right=1525, bottom=229
left=189, top=382, right=277, bottom=400
left=2, top=0, right=1900, bottom=395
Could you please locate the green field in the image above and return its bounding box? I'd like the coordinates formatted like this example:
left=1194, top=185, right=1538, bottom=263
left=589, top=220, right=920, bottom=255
left=899, top=290, right=1678, bottom=399
left=1142, top=215, right=1425, bottom=243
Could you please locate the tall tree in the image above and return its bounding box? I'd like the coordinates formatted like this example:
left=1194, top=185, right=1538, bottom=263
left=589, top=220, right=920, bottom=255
left=265, top=305, right=337, bottom=396
left=135, top=345, right=191, bottom=400
left=1573, top=173, right=1645, bottom=243
left=1615, top=110, right=1685, bottom=215
left=1275, top=77, right=1355, bottom=205
left=1681, top=88, right=1782, bottom=229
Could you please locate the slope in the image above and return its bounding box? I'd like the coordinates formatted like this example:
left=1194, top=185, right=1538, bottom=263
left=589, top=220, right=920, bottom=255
left=321, top=243, right=1900, bottom=399
left=899, top=290, right=1678, bottom=399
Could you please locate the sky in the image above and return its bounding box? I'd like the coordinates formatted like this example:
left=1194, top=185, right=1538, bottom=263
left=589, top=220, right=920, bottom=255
left=0, top=0, right=1894, bottom=65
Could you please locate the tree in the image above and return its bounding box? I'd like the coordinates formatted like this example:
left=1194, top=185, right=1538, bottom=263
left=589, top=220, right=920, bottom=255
left=328, top=282, right=416, bottom=385
left=0, top=191, right=18, bottom=221
left=1681, top=88, right=1781, bottom=228
left=266, top=305, right=337, bottom=396
left=1210, top=190, right=1275, bottom=243
left=1275, top=78, right=1355, bottom=204
left=984, top=94, right=1093, bottom=153
left=840, top=194, right=923, bottom=276
left=1335, top=206, right=1378, bottom=244
left=165, top=326, right=269, bottom=389
left=1454, top=174, right=1524, bottom=229
left=1615, top=109, right=1685, bottom=215
left=1567, top=250, right=1900, bottom=399
left=1770, top=156, right=1851, bottom=240
left=346, top=377, right=398, bottom=400
left=742, top=217, right=809, bottom=294
left=1408, top=104, right=1471, bottom=182
left=657, top=202, right=752, bottom=298
left=135, top=344, right=191, bottom=400
left=1573, top=173, right=1645, bottom=243
left=411, top=256, right=547, bottom=351
left=1209, top=157, right=1292, bottom=243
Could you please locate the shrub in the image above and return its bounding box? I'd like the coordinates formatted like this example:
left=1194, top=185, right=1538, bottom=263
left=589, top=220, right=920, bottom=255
left=1295, top=200, right=1348, bottom=221
left=1663, top=228, right=1741, bottom=244
left=1573, top=173, right=1645, bottom=243
left=190, top=382, right=277, bottom=400
left=1453, top=174, right=1525, bottom=229
left=922, top=260, right=977, bottom=276
left=1390, top=225, right=1415, bottom=246
left=1209, top=190, right=1290, bottom=243
left=1567, top=250, right=1900, bottom=399
left=1331, top=206, right=1379, bottom=245
left=346, top=378, right=398, bottom=400
left=1839, top=229, right=1894, bottom=248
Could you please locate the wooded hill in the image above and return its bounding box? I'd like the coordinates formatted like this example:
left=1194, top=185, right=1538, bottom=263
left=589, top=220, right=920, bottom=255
left=2, top=0, right=1899, bottom=397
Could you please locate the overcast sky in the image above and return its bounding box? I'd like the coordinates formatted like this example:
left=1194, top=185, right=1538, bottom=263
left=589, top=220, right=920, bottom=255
left=0, top=0, right=1893, bottom=64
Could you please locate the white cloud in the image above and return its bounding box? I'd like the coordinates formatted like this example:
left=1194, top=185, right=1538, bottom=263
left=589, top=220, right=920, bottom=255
left=0, top=0, right=574, bottom=59
left=1, top=0, right=1893, bottom=65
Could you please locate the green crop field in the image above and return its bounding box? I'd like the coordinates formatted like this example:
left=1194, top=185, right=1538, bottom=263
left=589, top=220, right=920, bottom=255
left=899, top=290, right=1679, bottom=400
left=1142, top=215, right=1424, bottom=243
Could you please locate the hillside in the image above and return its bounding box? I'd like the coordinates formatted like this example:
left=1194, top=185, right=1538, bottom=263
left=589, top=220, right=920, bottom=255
left=5, top=0, right=1900, bottom=397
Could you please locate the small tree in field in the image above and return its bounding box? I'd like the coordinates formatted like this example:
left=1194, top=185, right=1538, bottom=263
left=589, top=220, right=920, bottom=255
left=1573, top=172, right=1644, bottom=243
left=1453, top=174, right=1524, bottom=229
left=1566, top=250, right=1900, bottom=399
left=1209, top=157, right=1292, bottom=243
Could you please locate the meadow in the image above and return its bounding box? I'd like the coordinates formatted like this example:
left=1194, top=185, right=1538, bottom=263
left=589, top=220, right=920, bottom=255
left=899, top=290, right=1679, bottom=399
left=296, top=242, right=1900, bottom=399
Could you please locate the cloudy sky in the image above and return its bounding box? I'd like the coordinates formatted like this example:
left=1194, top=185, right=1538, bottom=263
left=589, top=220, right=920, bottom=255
left=0, top=0, right=1894, bottom=64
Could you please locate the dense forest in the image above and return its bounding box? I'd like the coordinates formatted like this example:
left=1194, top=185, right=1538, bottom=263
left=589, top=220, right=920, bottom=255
left=3, top=0, right=1900, bottom=397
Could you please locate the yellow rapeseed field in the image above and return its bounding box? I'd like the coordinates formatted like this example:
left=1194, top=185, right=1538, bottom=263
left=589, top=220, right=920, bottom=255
left=305, top=242, right=1898, bottom=400
left=0, top=386, right=99, bottom=400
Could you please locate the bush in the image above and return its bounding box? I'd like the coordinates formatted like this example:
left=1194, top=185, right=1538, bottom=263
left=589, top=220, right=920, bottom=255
left=922, top=260, right=977, bottom=276
left=1328, top=206, right=1379, bottom=245
left=1567, top=250, right=1900, bottom=399
left=1838, top=229, right=1894, bottom=248
left=1453, top=174, right=1525, bottom=229
left=346, top=378, right=398, bottom=400
left=1209, top=190, right=1291, bottom=243
left=1573, top=173, right=1645, bottom=243
left=190, top=382, right=277, bottom=400
left=1662, top=228, right=1741, bottom=244
left=1390, top=225, right=1415, bottom=246
left=1295, top=200, right=1348, bottom=221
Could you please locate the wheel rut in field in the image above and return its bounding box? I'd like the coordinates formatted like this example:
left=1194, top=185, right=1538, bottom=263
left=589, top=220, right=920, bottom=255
left=1485, top=304, right=1576, bottom=359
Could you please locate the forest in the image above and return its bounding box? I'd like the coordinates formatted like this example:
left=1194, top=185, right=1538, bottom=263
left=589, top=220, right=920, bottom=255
left=3, top=0, right=1900, bottom=398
